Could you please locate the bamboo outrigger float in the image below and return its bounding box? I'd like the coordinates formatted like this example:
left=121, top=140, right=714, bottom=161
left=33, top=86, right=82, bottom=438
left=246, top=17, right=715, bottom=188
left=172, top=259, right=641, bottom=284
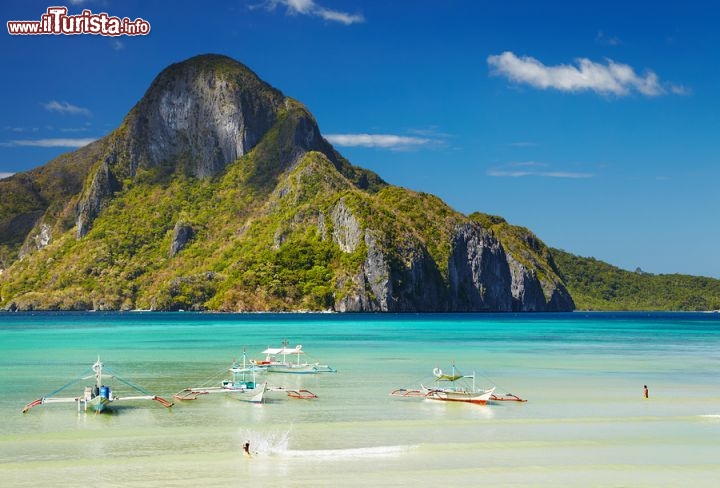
left=22, top=358, right=173, bottom=414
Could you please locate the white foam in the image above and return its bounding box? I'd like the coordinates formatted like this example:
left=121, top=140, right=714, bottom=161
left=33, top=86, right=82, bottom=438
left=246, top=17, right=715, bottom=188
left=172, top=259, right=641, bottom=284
left=282, top=445, right=415, bottom=459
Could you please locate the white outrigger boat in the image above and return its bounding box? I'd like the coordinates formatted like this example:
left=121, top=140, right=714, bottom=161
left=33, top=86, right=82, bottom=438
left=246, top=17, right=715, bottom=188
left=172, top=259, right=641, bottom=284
left=248, top=340, right=336, bottom=374
left=22, top=358, right=173, bottom=414
left=174, top=353, right=268, bottom=403
left=391, top=365, right=497, bottom=405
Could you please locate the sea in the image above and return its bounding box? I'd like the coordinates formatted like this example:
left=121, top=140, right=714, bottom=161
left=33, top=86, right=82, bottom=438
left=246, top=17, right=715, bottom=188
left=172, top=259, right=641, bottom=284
left=0, top=311, right=719, bottom=487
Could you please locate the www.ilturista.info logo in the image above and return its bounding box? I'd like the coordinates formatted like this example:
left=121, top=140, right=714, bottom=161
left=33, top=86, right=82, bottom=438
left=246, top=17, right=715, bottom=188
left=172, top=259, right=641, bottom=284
left=7, top=6, right=150, bottom=36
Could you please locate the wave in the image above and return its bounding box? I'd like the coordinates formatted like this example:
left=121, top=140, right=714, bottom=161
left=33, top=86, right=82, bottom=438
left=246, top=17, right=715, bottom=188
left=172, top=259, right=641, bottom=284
left=237, top=426, right=415, bottom=459
left=282, top=445, right=416, bottom=459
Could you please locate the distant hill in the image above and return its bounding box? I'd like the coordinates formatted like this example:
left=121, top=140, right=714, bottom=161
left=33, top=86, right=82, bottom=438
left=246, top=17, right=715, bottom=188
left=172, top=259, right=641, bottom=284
left=550, top=248, right=720, bottom=311
left=0, top=54, right=573, bottom=312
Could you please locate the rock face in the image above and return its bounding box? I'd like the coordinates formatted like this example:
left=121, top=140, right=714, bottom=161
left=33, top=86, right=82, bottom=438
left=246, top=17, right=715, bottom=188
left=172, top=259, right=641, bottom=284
left=448, top=224, right=512, bottom=311
left=331, top=204, right=572, bottom=312
left=127, top=55, right=285, bottom=179
left=330, top=199, right=362, bottom=253
left=76, top=157, right=121, bottom=238
left=169, top=221, right=194, bottom=257
left=0, top=54, right=575, bottom=312
left=507, top=255, right=548, bottom=312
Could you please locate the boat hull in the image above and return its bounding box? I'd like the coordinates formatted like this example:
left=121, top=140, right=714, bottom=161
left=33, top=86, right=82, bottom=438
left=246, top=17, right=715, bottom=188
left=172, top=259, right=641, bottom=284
left=263, top=363, right=335, bottom=374
left=81, top=395, right=111, bottom=413
left=221, top=381, right=267, bottom=403
left=423, top=387, right=495, bottom=405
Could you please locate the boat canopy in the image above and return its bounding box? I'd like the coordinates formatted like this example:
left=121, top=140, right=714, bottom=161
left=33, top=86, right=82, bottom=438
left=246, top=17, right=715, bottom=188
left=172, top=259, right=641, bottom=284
left=435, top=374, right=465, bottom=381
left=261, top=345, right=304, bottom=355
left=433, top=367, right=472, bottom=382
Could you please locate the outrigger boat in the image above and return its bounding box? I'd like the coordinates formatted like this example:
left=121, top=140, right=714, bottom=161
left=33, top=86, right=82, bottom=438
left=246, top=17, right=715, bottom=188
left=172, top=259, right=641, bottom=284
left=249, top=340, right=336, bottom=374
left=391, top=364, right=525, bottom=405
left=174, top=353, right=267, bottom=403
left=22, top=358, right=173, bottom=414
left=174, top=350, right=320, bottom=402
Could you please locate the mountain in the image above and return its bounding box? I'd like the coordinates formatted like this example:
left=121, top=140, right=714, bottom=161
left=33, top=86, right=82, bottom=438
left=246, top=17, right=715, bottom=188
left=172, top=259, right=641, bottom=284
left=550, top=248, right=720, bottom=311
left=0, top=54, right=573, bottom=312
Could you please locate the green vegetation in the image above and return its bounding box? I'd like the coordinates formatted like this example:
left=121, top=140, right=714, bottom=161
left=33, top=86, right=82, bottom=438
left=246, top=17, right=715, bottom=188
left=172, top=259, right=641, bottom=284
left=551, top=248, right=720, bottom=311
left=0, top=140, right=106, bottom=267
left=376, top=188, right=463, bottom=279
left=0, top=141, right=374, bottom=311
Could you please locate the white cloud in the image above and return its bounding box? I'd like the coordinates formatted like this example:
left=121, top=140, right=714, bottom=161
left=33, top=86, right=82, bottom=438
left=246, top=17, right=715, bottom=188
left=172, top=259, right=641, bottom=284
left=487, top=51, right=683, bottom=97
left=266, top=0, right=364, bottom=24
left=0, top=172, right=14, bottom=180
left=43, top=100, right=92, bottom=116
left=488, top=161, right=594, bottom=179
left=3, top=138, right=96, bottom=148
left=325, top=133, right=431, bottom=149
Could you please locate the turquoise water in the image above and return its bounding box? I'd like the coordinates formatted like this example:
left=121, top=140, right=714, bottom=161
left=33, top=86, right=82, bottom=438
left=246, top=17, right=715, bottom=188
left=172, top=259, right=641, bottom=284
left=1, top=312, right=719, bottom=487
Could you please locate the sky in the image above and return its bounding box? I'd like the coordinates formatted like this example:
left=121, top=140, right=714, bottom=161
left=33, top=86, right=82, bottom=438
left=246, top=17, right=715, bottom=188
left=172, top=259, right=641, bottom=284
left=1, top=0, right=719, bottom=278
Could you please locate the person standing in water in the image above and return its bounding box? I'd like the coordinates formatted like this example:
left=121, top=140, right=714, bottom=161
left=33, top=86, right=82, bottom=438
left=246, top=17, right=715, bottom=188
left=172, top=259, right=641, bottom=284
left=643, top=385, right=649, bottom=399
left=243, top=441, right=251, bottom=456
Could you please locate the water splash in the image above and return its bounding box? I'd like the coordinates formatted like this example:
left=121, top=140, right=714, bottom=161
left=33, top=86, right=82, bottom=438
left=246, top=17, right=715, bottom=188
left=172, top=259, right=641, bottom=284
left=237, top=426, right=291, bottom=456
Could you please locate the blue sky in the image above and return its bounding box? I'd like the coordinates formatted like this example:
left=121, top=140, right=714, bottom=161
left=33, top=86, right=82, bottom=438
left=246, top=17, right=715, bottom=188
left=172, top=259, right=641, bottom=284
left=1, top=0, right=719, bottom=278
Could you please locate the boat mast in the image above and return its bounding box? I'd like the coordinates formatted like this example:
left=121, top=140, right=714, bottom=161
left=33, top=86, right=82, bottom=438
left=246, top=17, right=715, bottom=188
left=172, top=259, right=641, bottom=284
left=93, top=357, right=103, bottom=389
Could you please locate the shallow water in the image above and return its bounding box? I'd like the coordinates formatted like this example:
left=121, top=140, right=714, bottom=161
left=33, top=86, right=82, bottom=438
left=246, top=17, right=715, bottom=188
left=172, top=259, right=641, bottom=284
left=1, top=312, right=719, bottom=487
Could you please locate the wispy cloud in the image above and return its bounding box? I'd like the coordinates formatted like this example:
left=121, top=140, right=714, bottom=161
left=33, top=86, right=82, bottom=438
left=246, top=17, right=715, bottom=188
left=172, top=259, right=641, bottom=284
left=670, top=84, right=692, bottom=96
left=596, top=30, right=621, bottom=46
left=487, top=51, right=686, bottom=97
left=509, top=141, right=538, bottom=147
left=263, top=0, right=364, bottom=25
left=325, top=133, right=432, bottom=150
left=488, top=169, right=595, bottom=178
left=2, top=138, right=96, bottom=148
left=43, top=100, right=92, bottom=116
left=4, top=126, right=39, bottom=133
left=112, top=40, right=124, bottom=51
left=488, top=161, right=595, bottom=179
left=0, top=172, right=14, bottom=180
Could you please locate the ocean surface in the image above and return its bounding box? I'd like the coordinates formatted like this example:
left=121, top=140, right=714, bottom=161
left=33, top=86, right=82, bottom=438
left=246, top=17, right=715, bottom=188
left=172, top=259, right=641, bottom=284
left=1, top=312, right=719, bottom=487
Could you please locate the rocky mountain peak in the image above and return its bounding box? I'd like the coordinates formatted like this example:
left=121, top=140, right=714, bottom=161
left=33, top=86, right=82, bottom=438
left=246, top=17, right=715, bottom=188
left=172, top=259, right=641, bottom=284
left=126, top=54, right=287, bottom=179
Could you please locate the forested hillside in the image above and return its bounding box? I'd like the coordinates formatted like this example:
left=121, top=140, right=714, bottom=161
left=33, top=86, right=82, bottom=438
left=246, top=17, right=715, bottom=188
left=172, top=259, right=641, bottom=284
left=551, top=249, right=720, bottom=311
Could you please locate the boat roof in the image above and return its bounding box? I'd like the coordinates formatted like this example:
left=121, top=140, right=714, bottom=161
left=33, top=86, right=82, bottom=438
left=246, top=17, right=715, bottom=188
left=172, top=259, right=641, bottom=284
left=261, top=345, right=304, bottom=355
left=435, top=374, right=465, bottom=381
